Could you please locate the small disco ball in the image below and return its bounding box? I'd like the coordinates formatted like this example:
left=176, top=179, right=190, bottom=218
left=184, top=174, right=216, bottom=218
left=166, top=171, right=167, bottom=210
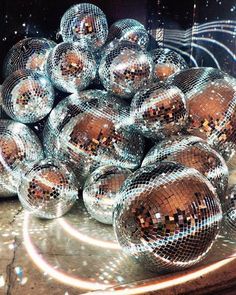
left=3, top=38, right=56, bottom=78
left=2, top=69, right=54, bottom=124
left=46, top=42, right=96, bottom=93
left=113, top=161, right=222, bottom=273
left=60, top=3, right=108, bottom=50
left=130, top=83, right=188, bottom=139
left=223, top=185, right=236, bottom=231
left=18, top=158, right=78, bottom=219
left=83, top=165, right=132, bottom=224
left=107, top=19, right=149, bottom=49
left=150, top=48, right=188, bottom=81
left=99, top=41, right=154, bottom=98
left=0, top=119, right=44, bottom=198
left=142, top=135, right=229, bottom=199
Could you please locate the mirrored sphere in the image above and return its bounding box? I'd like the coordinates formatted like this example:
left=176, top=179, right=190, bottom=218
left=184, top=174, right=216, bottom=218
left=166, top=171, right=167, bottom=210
left=223, top=185, right=236, bottom=231
left=83, top=165, right=132, bottom=224
left=114, top=161, right=222, bottom=272
left=60, top=3, right=108, bottom=50
left=3, top=38, right=56, bottom=78
left=142, top=135, right=229, bottom=199
left=46, top=42, right=96, bottom=93
left=99, top=41, right=153, bottom=98
left=18, top=158, right=78, bottom=219
left=2, top=69, right=55, bottom=123
left=130, top=83, right=187, bottom=139
left=0, top=119, right=44, bottom=197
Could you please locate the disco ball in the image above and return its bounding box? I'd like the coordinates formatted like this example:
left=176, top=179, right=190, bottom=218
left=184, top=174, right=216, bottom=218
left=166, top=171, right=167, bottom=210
left=99, top=41, right=154, bottom=98
left=60, top=3, right=108, bottom=50
left=0, top=119, right=44, bottom=198
left=2, top=69, right=55, bottom=123
left=46, top=42, right=96, bottom=93
left=113, top=161, right=222, bottom=272
left=130, top=83, right=188, bottom=139
left=18, top=158, right=78, bottom=219
left=142, top=135, right=229, bottom=199
left=151, top=48, right=188, bottom=81
left=3, top=38, right=56, bottom=78
left=43, top=90, right=144, bottom=178
left=0, top=85, right=3, bottom=118
left=107, top=19, right=149, bottom=49
left=223, top=185, right=236, bottom=231
left=83, top=165, right=132, bottom=224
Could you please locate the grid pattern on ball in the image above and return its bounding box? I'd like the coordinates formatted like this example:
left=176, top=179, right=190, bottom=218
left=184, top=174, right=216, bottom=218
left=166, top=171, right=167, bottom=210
left=83, top=165, right=132, bottom=224
left=2, top=70, right=54, bottom=123
left=130, top=84, right=187, bottom=139
left=113, top=162, right=222, bottom=272
left=99, top=41, right=153, bottom=98
left=46, top=42, right=96, bottom=93
left=60, top=3, right=108, bottom=49
left=3, top=38, right=56, bottom=78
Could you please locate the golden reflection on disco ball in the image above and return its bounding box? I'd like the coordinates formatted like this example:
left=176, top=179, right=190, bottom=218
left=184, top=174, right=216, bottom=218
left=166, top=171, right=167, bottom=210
left=113, top=161, right=222, bottom=273
left=0, top=119, right=44, bottom=198
left=130, top=83, right=187, bottom=139
left=3, top=38, right=56, bottom=78
left=107, top=19, right=149, bottom=49
left=83, top=165, right=132, bottom=224
left=2, top=69, right=55, bottom=123
left=142, top=135, right=229, bottom=199
left=18, top=158, right=78, bottom=219
left=46, top=42, right=96, bottom=93
left=60, top=3, right=108, bottom=50
left=99, top=41, right=153, bottom=98
left=223, top=185, right=236, bottom=232
left=150, top=48, right=188, bottom=81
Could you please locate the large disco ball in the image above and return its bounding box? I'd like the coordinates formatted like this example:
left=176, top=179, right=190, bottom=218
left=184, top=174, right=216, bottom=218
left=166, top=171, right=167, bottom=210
left=0, top=119, right=44, bottom=198
left=2, top=69, right=54, bottom=123
left=113, top=161, right=222, bottom=272
left=46, top=42, right=96, bottom=93
left=18, top=158, right=78, bottom=219
left=107, top=19, right=149, bottom=49
left=99, top=41, right=153, bottom=98
left=83, top=165, right=131, bottom=224
left=142, top=135, right=229, bottom=199
left=60, top=3, right=108, bottom=50
left=151, top=48, right=188, bottom=81
left=223, top=185, right=236, bottom=232
left=130, top=83, right=187, bottom=139
left=3, top=38, right=56, bottom=78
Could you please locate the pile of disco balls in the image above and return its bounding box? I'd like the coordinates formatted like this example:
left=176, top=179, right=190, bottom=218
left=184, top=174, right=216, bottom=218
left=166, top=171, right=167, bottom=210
left=1, top=3, right=236, bottom=273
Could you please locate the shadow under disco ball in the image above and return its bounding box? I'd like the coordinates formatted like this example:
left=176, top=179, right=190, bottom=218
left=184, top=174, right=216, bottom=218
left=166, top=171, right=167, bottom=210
left=0, top=119, right=44, bottom=198
left=43, top=90, right=144, bottom=175
left=3, top=38, right=56, bottom=78
left=106, top=19, right=149, bottom=49
left=150, top=48, right=188, bottom=82
left=18, top=158, right=78, bottom=219
left=83, top=165, right=132, bottom=224
left=2, top=69, right=55, bottom=124
left=113, top=161, right=222, bottom=273
left=46, top=42, right=96, bottom=93
left=130, top=83, right=187, bottom=140
left=99, top=41, right=153, bottom=99
left=142, top=135, right=229, bottom=199
left=60, top=3, right=108, bottom=50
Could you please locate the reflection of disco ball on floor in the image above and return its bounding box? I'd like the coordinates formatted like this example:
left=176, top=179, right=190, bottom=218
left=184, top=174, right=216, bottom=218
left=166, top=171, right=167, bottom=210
left=83, top=165, right=132, bottom=224
left=142, top=135, right=229, bottom=199
left=114, top=161, right=222, bottom=272
left=107, top=19, right=149, bottom=49
left=2, top=69, right=55, bottom=123
left=130, top=83, right=187, bottom=139
left=0, top=119, right=44, bottom=197
left=3, top=38, right=56, bottom=78
left=60, top=3, right=108, bottom=50
left=99, top=41, right=153, bottom=98
left=18, top=158, right=78, bottom=219
left=151, top=48, right=188, bottom=81
left=46, top=42, right=96, bottom=93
